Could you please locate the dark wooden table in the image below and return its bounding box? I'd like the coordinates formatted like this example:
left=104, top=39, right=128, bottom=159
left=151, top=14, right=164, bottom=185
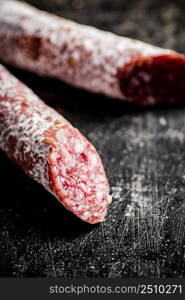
left=0, top=0, right=185, bottom=277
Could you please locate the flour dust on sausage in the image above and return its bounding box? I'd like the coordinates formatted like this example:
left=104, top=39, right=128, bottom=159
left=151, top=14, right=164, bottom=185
left=0, top=64, right=111, bottom=224
left=0, top=0, right=185, bottom=105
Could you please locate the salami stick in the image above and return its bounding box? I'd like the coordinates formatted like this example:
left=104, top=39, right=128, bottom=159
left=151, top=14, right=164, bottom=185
left=0, top=64, right=111, bottom=223
left=0, top=1, right=185, bottom=105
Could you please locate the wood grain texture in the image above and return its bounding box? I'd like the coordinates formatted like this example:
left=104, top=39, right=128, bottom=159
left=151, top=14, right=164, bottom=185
left=0, top=0, right=185, bottom=277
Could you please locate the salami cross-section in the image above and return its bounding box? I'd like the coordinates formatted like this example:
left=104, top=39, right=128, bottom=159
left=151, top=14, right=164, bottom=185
left=0, top=0, right=185, bottom=105
left=0, top=64, right=111, bottom=223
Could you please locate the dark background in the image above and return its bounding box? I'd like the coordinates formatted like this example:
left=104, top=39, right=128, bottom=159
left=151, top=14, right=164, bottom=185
left=0, top=0, right=185, bottom=277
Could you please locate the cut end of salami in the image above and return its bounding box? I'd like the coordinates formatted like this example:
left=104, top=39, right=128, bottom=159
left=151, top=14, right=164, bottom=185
left=0, top=63, right=111, bottom=225
left=119, top=53, right=185, bottom=105
left=47, top=126, right=111, bottom=224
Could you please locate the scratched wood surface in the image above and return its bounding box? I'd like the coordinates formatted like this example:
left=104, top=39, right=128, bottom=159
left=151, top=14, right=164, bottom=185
left=0, top=0, right=185, bottom=277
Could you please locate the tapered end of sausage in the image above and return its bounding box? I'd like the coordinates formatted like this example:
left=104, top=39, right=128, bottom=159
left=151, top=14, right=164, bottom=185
left=47, top=125, right=111, bottom=224
left=118, top=53, right=185, bottom=105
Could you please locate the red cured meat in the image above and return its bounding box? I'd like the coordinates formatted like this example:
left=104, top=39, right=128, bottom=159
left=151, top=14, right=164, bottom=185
left=0, top=64, right=111, bottom=224
left=119, top=53, right=185, bottom=105
left=0, top=0, right=185, bottom=105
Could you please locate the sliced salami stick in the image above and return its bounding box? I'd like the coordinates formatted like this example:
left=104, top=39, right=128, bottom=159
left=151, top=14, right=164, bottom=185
left=0, top=64, right=111, bottom=223
left=0, top=1, right=185, bottom=105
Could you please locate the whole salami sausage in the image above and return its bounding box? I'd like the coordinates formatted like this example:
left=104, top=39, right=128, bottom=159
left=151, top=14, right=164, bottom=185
left=0, top=0, right=184, bottom=105
left=0, top=64, right=111, bottom=223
